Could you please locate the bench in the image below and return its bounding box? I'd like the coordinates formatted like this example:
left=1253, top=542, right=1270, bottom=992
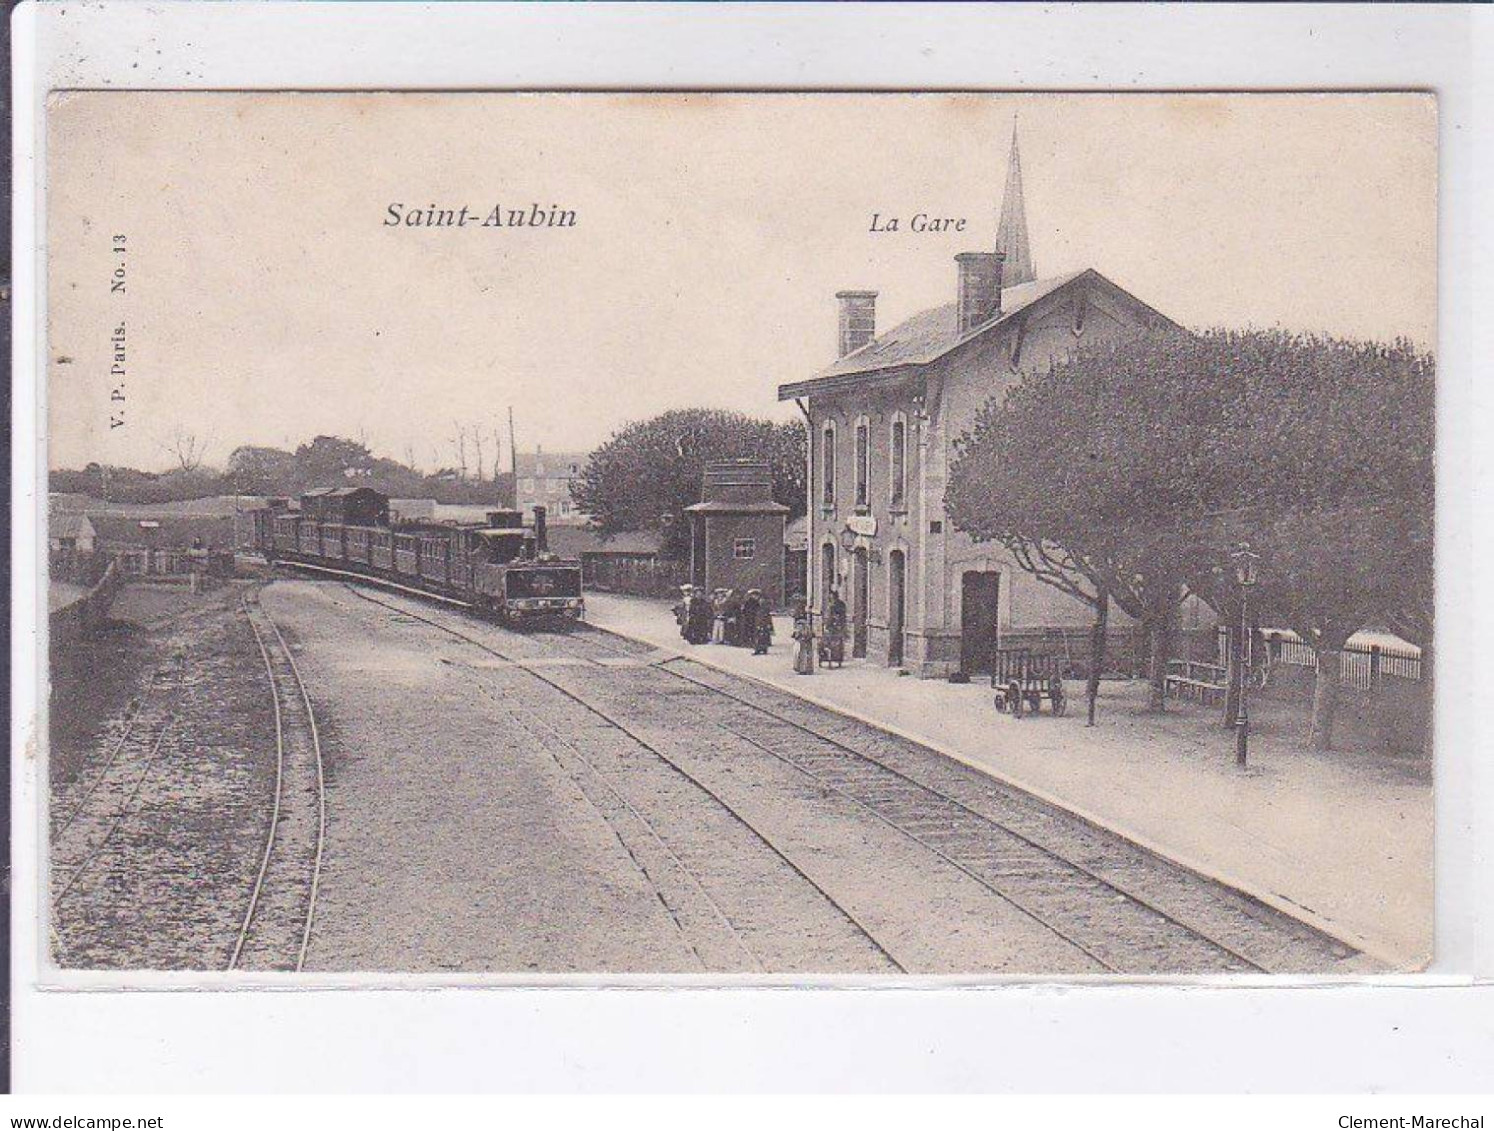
left=1165, top=660, right=1229, bottom=706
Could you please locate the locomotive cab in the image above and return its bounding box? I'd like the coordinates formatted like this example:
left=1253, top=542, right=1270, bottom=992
left=472, top=526, right=528, bottom=565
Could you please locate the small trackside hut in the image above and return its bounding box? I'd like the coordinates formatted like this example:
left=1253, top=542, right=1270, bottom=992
left=685, top=460, right=790, bottom=610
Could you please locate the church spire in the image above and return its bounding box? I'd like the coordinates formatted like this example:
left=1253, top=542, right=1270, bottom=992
left=995, top=117, right=1036, bottom=286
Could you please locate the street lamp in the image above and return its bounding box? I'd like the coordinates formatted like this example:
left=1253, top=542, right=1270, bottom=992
left=1231, top=542, right=1261, bottom=768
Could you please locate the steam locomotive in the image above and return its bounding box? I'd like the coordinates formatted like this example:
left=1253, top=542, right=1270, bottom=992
left=250, top=487, right=584, bottom=624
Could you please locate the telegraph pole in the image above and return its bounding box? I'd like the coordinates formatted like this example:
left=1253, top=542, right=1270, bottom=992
left=508, top=406, right=519, bottom=508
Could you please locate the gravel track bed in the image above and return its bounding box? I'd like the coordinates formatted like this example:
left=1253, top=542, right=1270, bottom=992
left=50, top=583, right=279, bottom=969
left=66, top=574, right=1358, bottom=975
left=338, top=585, right=906, bottom=973
left=283, top=583, right=701, bottom=973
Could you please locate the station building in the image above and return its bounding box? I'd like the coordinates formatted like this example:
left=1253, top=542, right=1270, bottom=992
left=777, top=129, right=1177, bottom=677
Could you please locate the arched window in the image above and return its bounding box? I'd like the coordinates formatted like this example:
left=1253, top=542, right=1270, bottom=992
left=822, top=422, right=836, bottom=510
left=889, top=414, right=907, bottom=509
left=854, top=416, right=870, bottom=509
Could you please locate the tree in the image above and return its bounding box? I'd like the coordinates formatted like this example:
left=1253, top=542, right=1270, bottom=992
left=948, top=328, right=1434, bottom=742
left=161, top=425, right=211, bottom=473
left=294, top=435, right=375, bottom=487
left=470, top=426, right=487, bottom=481
left=573, top=409, right=807, bottom=560
left=226, top=445, right=297, bottom=494
left=1181, top=334, right=1434, bottom=749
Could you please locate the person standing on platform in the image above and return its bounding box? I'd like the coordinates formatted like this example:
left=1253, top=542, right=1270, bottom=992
left=792, top=597, right=815, bottom=675
left=750, top=589, right=773, bottom=655
left=711, top=588, right=729, bottom=643
left=823, top=590, right=848, bottom=668
left=738, top=589, right=760, bottom=650
left=687, top=587, right=714, bottom=645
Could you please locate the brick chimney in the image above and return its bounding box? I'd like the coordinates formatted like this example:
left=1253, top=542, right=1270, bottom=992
left=836, top=290, right=878, bottom=357
left=956, top=251, right=1005, bottom=334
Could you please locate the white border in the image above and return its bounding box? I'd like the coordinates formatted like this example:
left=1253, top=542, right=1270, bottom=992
left=13, top=1, right=1494, bottom=1092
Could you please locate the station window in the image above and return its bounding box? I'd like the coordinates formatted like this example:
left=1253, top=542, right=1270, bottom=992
left=733, top=538, right=756, bottom=560
left=890, top=417, right=906, bottom=509
left=822, top=422, right=836, bottom=509
left=855, top=418, right=870, bottom=508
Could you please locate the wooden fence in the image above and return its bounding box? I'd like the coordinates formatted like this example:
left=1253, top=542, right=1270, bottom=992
left=1221, top=629, right=1423, bottom=688
left=114, top=547, right=236, bottom=579
left=581, top=555, right=688, bottom=599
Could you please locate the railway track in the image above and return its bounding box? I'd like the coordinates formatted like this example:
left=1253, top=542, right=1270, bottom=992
left=554, top=628, right=1364, bottom=974
left=653, top=657, right=1361, bottom=972
left=519, top=628, right=1248, bottom=974
left=468, top=684, right=766, bottom=974
left=231, top=588, right=327, bottom=972
left=340, top=583, right=905, bottom=974
left=51, top=652, right=188, bottom=907
left=439, top=600, right=1358, bottom=973
left=330, top=579, right=1363, bottom=973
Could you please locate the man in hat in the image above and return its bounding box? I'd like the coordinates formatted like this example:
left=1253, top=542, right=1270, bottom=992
left=748, top=589, right=773, bottom=655
left=686, top=585, right=714, bottom=645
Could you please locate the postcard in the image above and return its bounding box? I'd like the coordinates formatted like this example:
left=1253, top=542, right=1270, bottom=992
left=42, top=91, right=1435, bottom=978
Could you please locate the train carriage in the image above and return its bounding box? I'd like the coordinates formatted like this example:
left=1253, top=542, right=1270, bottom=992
left=298, top=520, right=322, bottom=558
left=448, top=528, right=477, bottom=593
left=320, top=522, right=347, bottom=562
left=370, top=529, right=394, bottom=572
left=393, top=531, right=420, bottom=577
left=272, top=512, right=301, bottom=558
left=418, top=528, right=450, bottom=587
left=345, top=525, right=372, bottom=566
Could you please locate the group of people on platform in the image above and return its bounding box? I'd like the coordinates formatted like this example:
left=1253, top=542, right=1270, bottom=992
left=673, top=584, right=851, bottom=676
left=675, top=585, right=773, bottom=655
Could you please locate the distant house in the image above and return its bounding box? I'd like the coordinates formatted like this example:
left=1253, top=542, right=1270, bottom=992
left=49, top=513, right=97, bottom=554
left=515, top=448, right=589, bottom=526
left=89, top=514, right=238, bottom=552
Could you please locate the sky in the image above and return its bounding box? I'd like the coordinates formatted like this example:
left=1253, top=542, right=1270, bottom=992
left=46, top=92, right=1436, bottom=473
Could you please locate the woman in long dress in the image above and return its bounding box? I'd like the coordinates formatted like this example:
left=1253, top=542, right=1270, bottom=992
left=792, top=597, right=815, bottom=674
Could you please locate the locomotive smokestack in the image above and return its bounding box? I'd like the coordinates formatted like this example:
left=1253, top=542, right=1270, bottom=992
left=533, top=505, right=548, bottom=556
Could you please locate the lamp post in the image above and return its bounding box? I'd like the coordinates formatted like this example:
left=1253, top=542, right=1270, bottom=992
left=1231, top=542, right=1261, bottom=768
